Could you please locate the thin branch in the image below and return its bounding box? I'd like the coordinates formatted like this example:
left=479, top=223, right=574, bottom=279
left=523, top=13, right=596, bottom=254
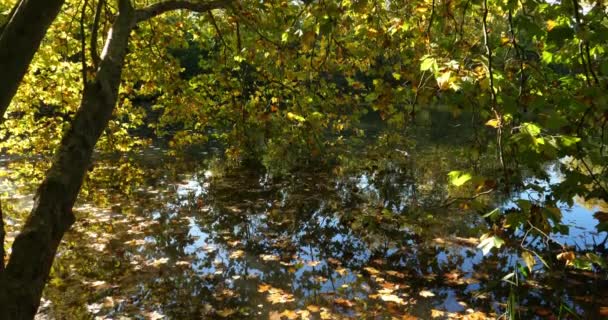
left=207, top=11, right=229, bottom=53
left=134, top=0, right=233, bottom=23
left=440, top=188, right=495, bottom=208
left=80, top=0, right=89, bottom=86
left=482, top=0, right=507, bottom=181
left=426, top=0, right=435, bottom=41
left=91, top=0, right=105, bottom=69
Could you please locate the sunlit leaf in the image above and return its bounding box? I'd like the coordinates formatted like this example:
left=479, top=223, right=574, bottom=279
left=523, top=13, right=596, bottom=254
left=448, top=171, right=472, bottom=187
left=522, top=251, right=536, bottom=272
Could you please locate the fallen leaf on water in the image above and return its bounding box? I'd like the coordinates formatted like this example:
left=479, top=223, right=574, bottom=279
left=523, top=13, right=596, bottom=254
left=229, top=250, right=245, bottom=259
left=145, top=310, right=165, bottom=320
left=334, top=298, right=354, bottom=308
left=258, top=283, right=271, bottom=293
left=216, top=308, right=236, bottom=318
left=306, top=305, right=320, bottom=312
left=267, top=287, right=295, bottom=304
left=297, top=309, right=311, bottom=320
left=379, top=294, right=405, bottom=304
left=260, top=254, right=280, bottom=261
left=335, top=267, right=348, bottom=276
left=465, top=311, right=489, bottom=319
left=147, top=257, right=169, bottom=267
left=386, top=270, right=406, bottom=278
left=280, top=309, right=299, bottom=319
left=320, top=308, right=333, bottom=320
left=431, top=309, right=445, bottom=318
left=307, top=260, right=321, bottom=267
left=419, top=290, right=435, bottom=298
left=363, top=266, right=380, bottom=275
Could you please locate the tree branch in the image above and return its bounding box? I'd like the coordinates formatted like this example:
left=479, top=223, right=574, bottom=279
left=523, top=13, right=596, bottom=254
left=91, top=0, right=105, bottom=69
left=134, top=0, right=232, bottom=23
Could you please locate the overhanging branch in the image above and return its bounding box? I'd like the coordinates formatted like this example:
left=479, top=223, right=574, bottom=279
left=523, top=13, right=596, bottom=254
left=134, top=0, right=233, bottom=23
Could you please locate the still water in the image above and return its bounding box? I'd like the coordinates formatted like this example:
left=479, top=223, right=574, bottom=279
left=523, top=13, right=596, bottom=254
left=1, top=121, right=606, bottom=319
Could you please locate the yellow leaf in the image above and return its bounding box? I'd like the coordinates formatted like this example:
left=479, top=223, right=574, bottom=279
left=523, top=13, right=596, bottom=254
left=258, top=283, right=271, bottom=293
left=557, top=251, right=576, bottom=266
left=306, top=305, right=320, bottom=312
left=363, top=266, right=380, bottom=275
left=216, top=308, right=236, bottom=318
left=546, top=20, right=557, bottom=31
left=436, top=71, right=452, bottom=90
left=522, top=251, right=536, bottom=272
left=229, top=250, right=245, bottom=259
left=334, top=298, right=354, bottom=308
left=280, top=310, right=299, bottom=319
left=485, top=118, right=500, bottom=128
left=419, top=290, right=435, bottom=298
left=380, top=294, right=405, bottom=304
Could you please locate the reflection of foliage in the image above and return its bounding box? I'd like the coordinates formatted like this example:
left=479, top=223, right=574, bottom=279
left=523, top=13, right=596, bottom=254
left=3, top=121, right=605, bottom=318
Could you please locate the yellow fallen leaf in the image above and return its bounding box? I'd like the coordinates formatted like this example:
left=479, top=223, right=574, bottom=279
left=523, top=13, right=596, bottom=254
left=216, top=308, right=236, bottom=318
left=334, top=298, right=354, bottom=308
left=306, top=305, right=320, bottom=312
left=280, top=309, right=298, bottom=319
left=258, top=283, right=271, bottom=293
left=380, top=294, right=405, bottom=304
left=363, top=266, right=380, bottom=275
left=229, top=250, right=245, bottom=259
left=419, top=290, right=435, bottom=298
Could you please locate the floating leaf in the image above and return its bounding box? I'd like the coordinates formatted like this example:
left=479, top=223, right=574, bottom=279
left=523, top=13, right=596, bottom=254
left=419, top=290, right=435, bottom=298
left=216, top=308, right=236, bottom=318
left=334, top=298, right=354, bottom=308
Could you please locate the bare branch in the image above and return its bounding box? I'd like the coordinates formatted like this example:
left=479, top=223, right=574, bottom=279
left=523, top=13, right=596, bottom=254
left=135, top=0, right=232, bottom=23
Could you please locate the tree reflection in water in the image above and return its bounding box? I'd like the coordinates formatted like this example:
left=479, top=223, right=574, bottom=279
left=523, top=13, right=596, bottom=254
left=1, top=123, right=606, bottom=319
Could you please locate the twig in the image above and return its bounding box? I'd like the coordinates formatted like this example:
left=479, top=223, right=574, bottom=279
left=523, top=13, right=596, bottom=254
left=80, top=0, right=89, bottom=86
left=440, top=188, right=495, bottom=208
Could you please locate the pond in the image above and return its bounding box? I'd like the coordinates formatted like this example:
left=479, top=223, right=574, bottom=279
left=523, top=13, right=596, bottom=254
left=1, top=114, right=607, bottom=319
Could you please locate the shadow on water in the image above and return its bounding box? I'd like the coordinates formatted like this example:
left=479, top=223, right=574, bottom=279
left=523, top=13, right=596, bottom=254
left=1, top=111, right=606, bottom=319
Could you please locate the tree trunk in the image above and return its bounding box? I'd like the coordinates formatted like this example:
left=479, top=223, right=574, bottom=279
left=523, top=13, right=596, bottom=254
left=0, top=1, right=134, bottom=318
left=0, top=203, right=5, bottom=273
left=0, top=0, right=66, bottom=118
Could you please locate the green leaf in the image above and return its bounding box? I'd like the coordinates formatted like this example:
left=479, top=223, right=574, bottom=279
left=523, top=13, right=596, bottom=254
left=447, top=171, right=472, bottom=187
left=477, top=234, right=504, bottom=255
left=420, top=56, right=437, bottom=72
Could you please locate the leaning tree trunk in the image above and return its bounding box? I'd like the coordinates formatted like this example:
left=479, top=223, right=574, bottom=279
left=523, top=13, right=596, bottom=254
left=0, top=1, right=135, bottom=318
left=0, top=0, right=66, bottom=118
left=0, top=0, right=231, bottom=318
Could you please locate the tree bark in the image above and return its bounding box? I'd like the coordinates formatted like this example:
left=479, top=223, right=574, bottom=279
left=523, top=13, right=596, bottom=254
left=0, top=0, right=66, bottom=119
left=0, top=1, right=135, bottom=318
left=0, top=203, right=5, bottom=273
